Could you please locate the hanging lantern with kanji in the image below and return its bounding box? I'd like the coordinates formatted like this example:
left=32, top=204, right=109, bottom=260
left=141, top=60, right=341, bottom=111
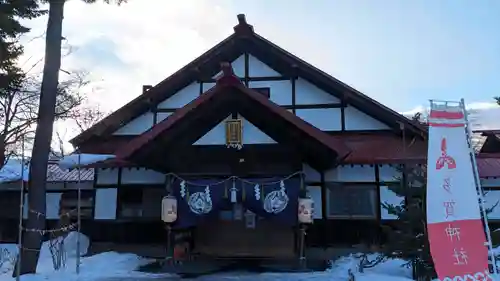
left=161, top=195, right=178, bottom=223
left=298, top=197, right=314, bottom=224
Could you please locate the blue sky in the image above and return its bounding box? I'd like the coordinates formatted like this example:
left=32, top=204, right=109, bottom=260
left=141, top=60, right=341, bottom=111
left=233, top=0, right=500, bottom=110
left=22, top=0, right=500, bottom=118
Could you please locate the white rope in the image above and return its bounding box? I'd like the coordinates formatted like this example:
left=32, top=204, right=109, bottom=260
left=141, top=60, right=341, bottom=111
left=27, top=208, right=79, bottom=218
left=165, top=171, right=303, bottom=187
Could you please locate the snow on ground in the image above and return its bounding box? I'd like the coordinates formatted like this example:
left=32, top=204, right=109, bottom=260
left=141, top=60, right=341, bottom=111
left=0, top=232, right=157, bottom=281
left=11, top=234, right=500, bottom=281
left=0, top=241, right=415, bottom=281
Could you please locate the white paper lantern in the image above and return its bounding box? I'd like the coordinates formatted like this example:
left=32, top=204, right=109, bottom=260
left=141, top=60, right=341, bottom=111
left=298, top=197, right=314, bottom=224
left=161, top=195, right=178, bottom=223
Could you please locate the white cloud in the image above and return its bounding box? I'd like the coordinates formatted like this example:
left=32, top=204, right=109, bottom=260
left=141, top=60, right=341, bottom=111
left=20, top=0, right=236, bottom=112
left=400, top=102, right=500, bottom=130
left=17, top=1, right=500, bottom=145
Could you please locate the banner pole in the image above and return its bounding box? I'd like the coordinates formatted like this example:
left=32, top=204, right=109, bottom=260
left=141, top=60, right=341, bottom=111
left=15, top=136, right=25, bottom=281
left=461, top=98, right=498, bottom=275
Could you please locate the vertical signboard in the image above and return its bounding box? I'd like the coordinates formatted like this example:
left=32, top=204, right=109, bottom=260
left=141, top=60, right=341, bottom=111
left=426, top=101, right=491, bottom=281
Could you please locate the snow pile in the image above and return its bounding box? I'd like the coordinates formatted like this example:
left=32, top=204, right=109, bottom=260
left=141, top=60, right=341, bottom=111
left=58, top=154, right=115, bottom=169
left=39, top=232, right=90, bottom=260
left=325, top=254, right=412, bottom=281
left=0, top=232, right=155, bottom=281
left=0, top=159, right=29, bottom=183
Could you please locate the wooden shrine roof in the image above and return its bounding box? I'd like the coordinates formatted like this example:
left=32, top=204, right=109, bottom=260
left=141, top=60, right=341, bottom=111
left=70, top=14, right=426, bottom=148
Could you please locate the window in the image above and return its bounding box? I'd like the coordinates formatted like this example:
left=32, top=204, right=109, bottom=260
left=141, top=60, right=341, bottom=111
left=251, top=87, right=270, bottom=98
left=0, top=191, right=21, bottom=219
left=60, top=190, right=94, bottom=219
left=118, top=188, right=143, bottom=218
left=327, top=183, right=377, bottom=219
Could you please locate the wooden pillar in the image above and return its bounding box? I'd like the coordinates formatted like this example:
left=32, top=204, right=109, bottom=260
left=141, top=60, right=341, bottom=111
left=320, top=171, right=327, bottom=248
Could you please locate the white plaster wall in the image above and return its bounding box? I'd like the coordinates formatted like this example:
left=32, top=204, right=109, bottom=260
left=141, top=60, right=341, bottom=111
left=212, top=54, right=279, bottom=78
left=23, top=194, right=28, bottom=219
left=229, top=55, right=246, bottom=77
left=295, top=108, right=342, bottom=131
left=113, top=112, right=154, bottom=135
left=110, top=53, right=395, bottom=138
left=46, top=193, right=62, bottom=219
left=248, top=55, right=280, bottom=77
left=379, top=186, right=404, bottom=220
left=344, top=106, right=390, bottom=131
left=202, top=82, right=216, bottom=92
left=295, top=78, right=340, bottom=105
left=212, top=55, right=246, bottom=78
left=96, top=168, right=119, bottom=185
left=157, top=83, right=200, bottom=109
left=156, top=112, right=173, bottom=124
left=22, top=193, right=61, bottom=219
left=303, top=164, right=320, bottom=182
left=121, top=168, right=165, bottom=184
left=325, top=165, right=376, bottom=182
left=378, top=165, right=401, bottom=182
left=193, top=114, right=276, bottom=145
left=94, top=188, right=117, bottom=220
left=306, top=185, right=322, bottom=219
left=248, top=80, right=292, bottom=106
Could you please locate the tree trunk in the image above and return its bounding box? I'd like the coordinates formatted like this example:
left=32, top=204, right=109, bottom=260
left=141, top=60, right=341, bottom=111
left=17, top=0, right=65, bottom=275
left=0, top=133, right=6, bottom=169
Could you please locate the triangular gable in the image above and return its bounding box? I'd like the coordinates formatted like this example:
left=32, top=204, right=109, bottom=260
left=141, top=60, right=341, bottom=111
left=193, top=114, right=277, bottom=145
left=212, top=54, right=281, bottom=79
left=114, top=67, right=351, bottom=170
left=71, top=14, right=425, bottom=147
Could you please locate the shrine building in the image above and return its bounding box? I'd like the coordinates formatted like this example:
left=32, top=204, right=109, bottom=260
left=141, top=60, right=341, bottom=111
left=2, top=14, right=500, bottom=259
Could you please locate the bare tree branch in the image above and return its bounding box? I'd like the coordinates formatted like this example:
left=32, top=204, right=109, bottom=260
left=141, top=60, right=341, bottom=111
left=0, top=70, right=91, bottom=167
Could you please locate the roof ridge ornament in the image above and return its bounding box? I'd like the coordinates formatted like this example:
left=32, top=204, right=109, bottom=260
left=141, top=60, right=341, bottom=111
left=233, top=14, right=254, bottom=35
left=216, top=62, right=242, bottom=87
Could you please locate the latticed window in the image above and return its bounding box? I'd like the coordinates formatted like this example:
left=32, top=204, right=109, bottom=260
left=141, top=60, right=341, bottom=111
left=60, top=190, right=94, bottom=219
left=327, top=183, right=377, bottom=219
left=225, top=119, right=243, bottom=148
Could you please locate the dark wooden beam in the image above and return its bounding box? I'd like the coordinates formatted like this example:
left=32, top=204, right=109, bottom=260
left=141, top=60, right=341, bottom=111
left=291, top=64, right=298, bottom=115
left=325, top=129, right=394, bottom=135
left=200, top=76, right=291, bottom=83
left=155, top=103, right=344, bottom=113
left=244, top=52, right=249, bottom=86
left=139, top=145, right=301, bottom=176
left=374, top=164, right=381, bottom=222
left=199, top=80, right=204, bottom=96
left=283, top=103, right=343, bottom=110
left=340, top=94, right=346, bottom=131
left=320, top=171, right=327, bottom=248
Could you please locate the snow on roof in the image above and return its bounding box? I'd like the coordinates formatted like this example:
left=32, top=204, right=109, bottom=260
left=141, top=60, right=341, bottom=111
left=0, top=158, right=95, bottom=184
left=0, top=159, right=29, bottom=183
left=58, top=153, right=116, bottom=169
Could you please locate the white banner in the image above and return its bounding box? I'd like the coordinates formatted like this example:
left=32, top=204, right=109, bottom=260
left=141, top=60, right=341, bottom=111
left=426, top=101, right=489, bottom=281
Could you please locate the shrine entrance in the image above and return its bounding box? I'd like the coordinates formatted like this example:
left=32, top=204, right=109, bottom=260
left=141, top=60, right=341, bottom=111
left=169, top=175, right=301, bottom=259
left=192, top=204, right=296, bottom=259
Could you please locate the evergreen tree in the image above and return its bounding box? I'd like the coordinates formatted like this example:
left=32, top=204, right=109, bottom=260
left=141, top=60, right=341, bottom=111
left=0, top=0, right=43, bottom=92
left=381, top=165, right=497, bottom=280
left=381, top=165, right=436, bottom=279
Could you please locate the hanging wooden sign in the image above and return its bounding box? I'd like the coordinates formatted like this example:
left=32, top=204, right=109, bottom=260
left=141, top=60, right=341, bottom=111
left=225, top=119, right=243, bottom=149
